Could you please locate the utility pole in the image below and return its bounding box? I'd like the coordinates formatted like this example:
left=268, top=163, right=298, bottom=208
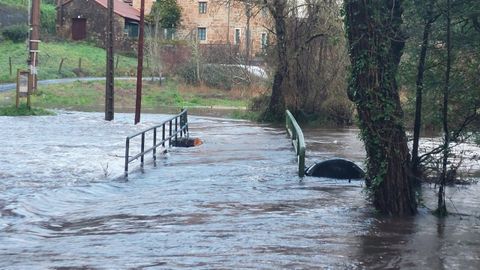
left=29, top=0, right=40, bottom=92
left=135, top=0, right=145, bottom=124
left=105, top=0, right=114, bottom=121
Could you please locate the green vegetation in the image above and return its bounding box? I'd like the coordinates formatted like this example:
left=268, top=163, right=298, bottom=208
left=147, top=0, right=182, bottom=28
left=0, top=79, right=248, bottom=111
left=0, top=0, right=29, bottom=8
left=1, top=24, right=29, bottom=42
left=344, top=0, right=417, bottom=216
left=40, top=2, right=56, bottom=34
left=0, top=0, right=56, bottom=34
left=229, top=110, right=260, bottom=121
left=0, top=104, right=53, bottom=116
left=0, top=41, right=138, bottom=83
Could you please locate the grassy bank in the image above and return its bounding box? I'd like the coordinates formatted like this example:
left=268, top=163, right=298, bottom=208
left=0, top=104, right=53, bottom=116
left=0, top=41, right=138, bottom=83
left=0, top=79, right=248, bottom=112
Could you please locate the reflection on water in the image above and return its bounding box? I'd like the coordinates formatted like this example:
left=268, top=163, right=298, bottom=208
left=0, top=111, right=479, bottom=269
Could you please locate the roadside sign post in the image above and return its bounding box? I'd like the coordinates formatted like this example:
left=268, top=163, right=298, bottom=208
left=16, top=70, right=31, bottom=109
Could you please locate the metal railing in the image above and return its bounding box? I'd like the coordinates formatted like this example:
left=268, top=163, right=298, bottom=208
left=124, top=109, right=189, bottom=177
left=286, top=110, right=306, bottom=177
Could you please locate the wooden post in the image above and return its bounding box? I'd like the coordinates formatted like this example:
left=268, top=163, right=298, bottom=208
left=78, top=57, right=82, bottom=71
left=58, top=58, right=65, bottom=74
left=9, top=57, right=12, bottom=76
left=29, top=0, right=40, bottom=92
left=134, top=0, right=145, bottom=124
left=105, top=0, right=114, bottom=121
left=27, top=86, right=31, bottom=110
left=15, top=69, right=20, bottom=108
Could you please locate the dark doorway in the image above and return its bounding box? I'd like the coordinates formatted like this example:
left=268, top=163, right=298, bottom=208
left=71, top=18, right=87, bottom=40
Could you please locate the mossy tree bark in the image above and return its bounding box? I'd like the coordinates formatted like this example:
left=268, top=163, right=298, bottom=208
left=344, top=0, right=417, bottom=216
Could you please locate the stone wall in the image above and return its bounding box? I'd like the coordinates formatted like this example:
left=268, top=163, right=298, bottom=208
left=139, top=0, right=270, bottom=57
left=177, top=0, right=270, bottom=57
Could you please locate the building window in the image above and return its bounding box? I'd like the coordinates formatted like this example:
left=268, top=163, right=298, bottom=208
left=163, top=28, right=176, bottom=40
left=234, top=28, right=241, bottom=45
left=198, top=27, right=207, bottom=41
left=124, top=21, right=139, bottom=38
left=199, top=2, right=207, bottom=14
left=261, top=32, right=268, bottom=51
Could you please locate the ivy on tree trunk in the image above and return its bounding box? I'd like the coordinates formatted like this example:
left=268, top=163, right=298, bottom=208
left=344, top=0, right=417, bottom=216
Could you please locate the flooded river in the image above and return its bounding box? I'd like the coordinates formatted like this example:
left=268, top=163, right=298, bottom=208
left=0, top=111, right=479, bottom=269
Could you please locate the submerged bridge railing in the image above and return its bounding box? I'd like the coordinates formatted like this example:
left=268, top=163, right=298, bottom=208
left=124, top=109, right=189, bottom=177
left=286, top=110, right=306, bottom=177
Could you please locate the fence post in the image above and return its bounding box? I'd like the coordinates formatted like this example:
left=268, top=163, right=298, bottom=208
left=125, top=138, right=130, bottom=177
left=175, top=117, right=178, bottom=143
left=141, top=133, right=145, bottom=168
left=162, top=124, right=166, bottom=147
left=153, top=127, right=157, bottom=161
left=169, top=120, right=172, bottom=146
left=9, top=57, right=12, bottom=76
left=58, top=58, right=65, bottom=74
left=185, top=110, right=189, bottom=137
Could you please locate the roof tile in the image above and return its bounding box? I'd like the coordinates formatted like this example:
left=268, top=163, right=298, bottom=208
left=94, top=0, right=140, bottom=21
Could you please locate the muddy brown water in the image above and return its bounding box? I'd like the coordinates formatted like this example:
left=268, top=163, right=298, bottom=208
left=0, top=111, right=479, bottom=269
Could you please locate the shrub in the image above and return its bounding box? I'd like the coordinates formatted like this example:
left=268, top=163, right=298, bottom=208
left=2, top=24, right=28, bottom=43
left=202, top=65, right=234, bottom=90
left=41, top=4, right=56, bottom=35
left=177, top=62, right=198, bottom=85
left=177, top=62, right=251, bottom=90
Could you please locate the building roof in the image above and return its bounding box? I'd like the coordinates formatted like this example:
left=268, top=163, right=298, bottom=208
left=94, top=0, right=140, bottom=21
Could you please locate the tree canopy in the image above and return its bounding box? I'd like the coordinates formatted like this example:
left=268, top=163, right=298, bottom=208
left=147, top=0, right=182, bottom=28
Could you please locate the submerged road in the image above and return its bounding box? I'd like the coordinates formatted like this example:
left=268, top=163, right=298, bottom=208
left=0, top=111, right=479, bottom=269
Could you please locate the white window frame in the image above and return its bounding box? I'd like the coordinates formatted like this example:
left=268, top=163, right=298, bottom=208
left=198, top=1, right=207, bottom=14
left=197, top=27, right=207, bottom=42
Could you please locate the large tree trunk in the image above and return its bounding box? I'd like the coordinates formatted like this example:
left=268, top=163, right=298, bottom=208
left=344, top=0, right=417, bottom=215
left=263, top=0, right=287, bottom=121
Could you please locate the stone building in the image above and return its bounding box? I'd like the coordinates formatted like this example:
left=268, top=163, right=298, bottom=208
left=56, top=0, right=270, bottom=57
left=56, top=0, right=140, bottom=51
left=131, top=0, right=270, bottom=58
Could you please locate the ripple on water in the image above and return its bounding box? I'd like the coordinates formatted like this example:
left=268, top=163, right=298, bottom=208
left=0, top=112, right=479, bottom=269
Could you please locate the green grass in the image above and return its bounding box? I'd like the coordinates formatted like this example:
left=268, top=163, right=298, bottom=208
left=0, top=104, right=54, bottom=116
left=0, top=41, right=138, bottom=83
left=0, top=79, right=248, bottom=110
left=229, top=110, right=260, bottom=121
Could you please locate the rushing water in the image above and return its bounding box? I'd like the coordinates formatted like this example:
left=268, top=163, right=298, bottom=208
left=0, top=111, right=479, bottom=269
